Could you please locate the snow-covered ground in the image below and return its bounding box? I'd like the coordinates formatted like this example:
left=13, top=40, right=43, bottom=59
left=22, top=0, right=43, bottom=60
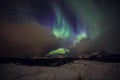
left=0, top=60, right=120, bottom=80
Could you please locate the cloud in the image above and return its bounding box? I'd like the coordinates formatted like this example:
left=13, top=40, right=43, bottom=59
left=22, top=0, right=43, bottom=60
left=0, top=21, right=60, bottom=58
left=72, top=23, right=120, bottom=54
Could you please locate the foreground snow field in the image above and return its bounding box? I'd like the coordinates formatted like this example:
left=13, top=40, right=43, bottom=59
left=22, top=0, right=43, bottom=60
left=0, top=60, right=120, bottom=80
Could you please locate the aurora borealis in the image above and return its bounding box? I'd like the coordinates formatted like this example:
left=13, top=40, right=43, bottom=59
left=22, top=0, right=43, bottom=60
left=48, top=48, right=69, bottom=55
left=0, top=0, right=103, bottom=47
left=42, top=0, right=103, bottom=48
left=0, top=0, right=104, bottom=55
left=44, top=0, right=103, bottom=55
left=0, top=0, right=120, bottom=57
left=52, top=4, right=71, bottom=39
left=52, top=2, right=88, bottom=46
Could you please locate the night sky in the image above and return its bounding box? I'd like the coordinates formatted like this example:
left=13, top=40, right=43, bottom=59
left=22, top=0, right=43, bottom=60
left=0, top=0, right=120, bottom=57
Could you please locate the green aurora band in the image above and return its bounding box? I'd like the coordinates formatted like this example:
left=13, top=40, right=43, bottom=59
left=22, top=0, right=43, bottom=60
left=49, top=0, right=103, bottom=55
left=49, top=48, right=69, bottom=55
left=52, top=4, right=72, bottom=39
left=52, top=3, right=87, bottom=45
